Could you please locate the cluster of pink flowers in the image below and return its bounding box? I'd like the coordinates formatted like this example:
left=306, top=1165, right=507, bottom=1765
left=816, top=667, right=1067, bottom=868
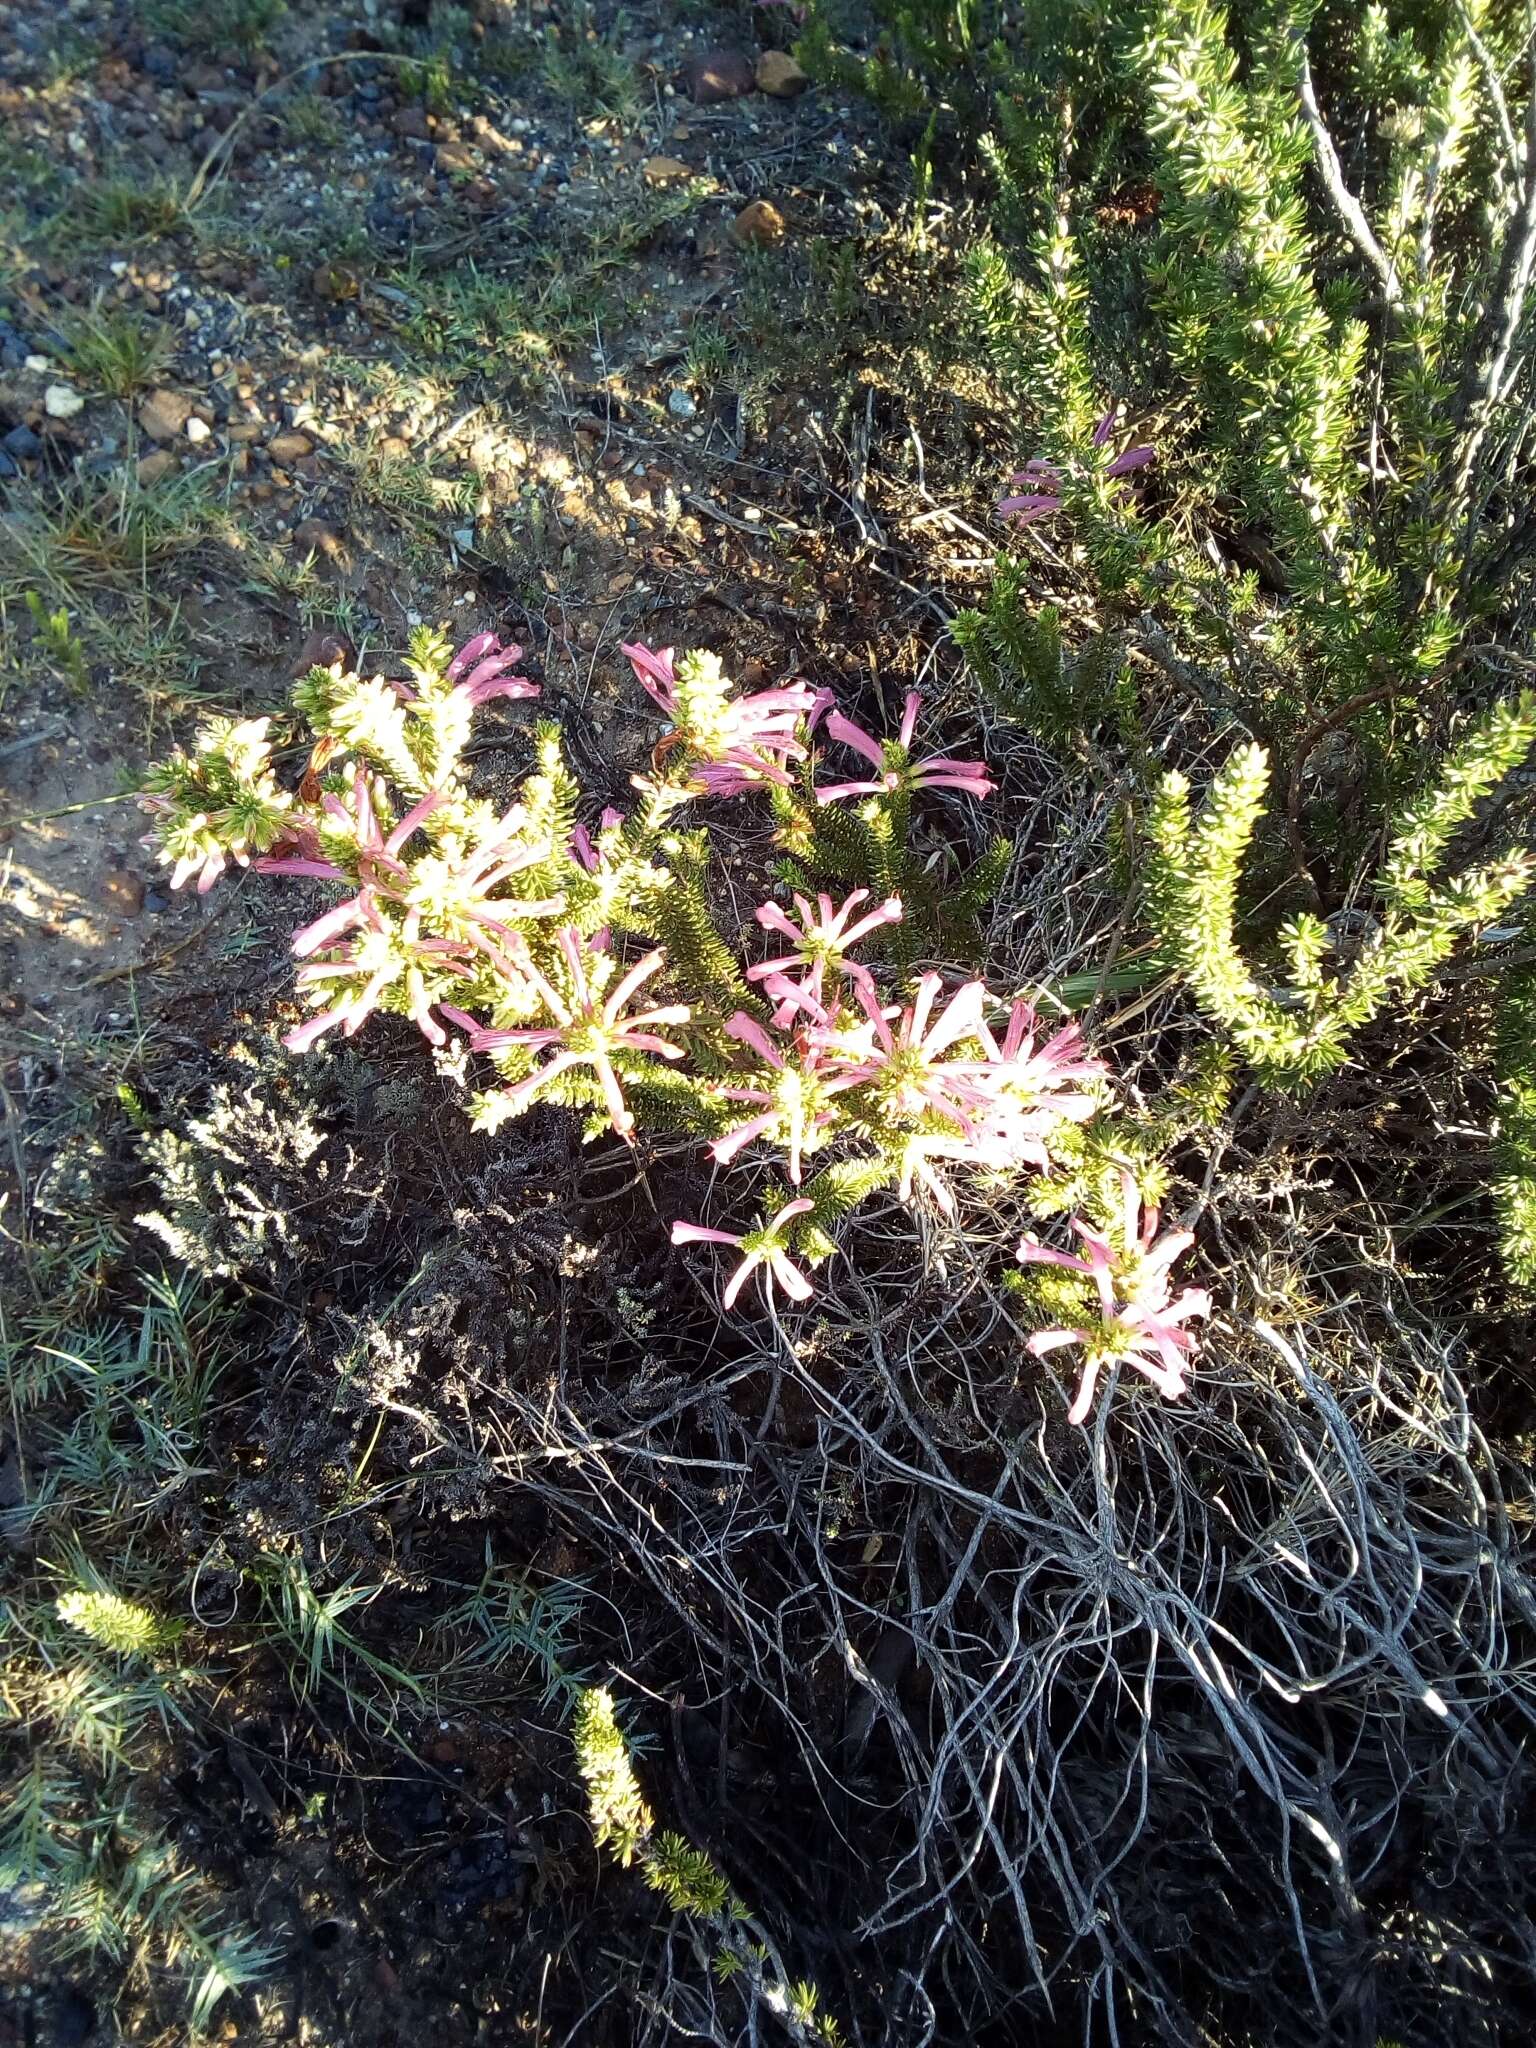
left=671, top=899, right=1112, bottom=1295
left=446, top=928, right=691, bottom=1140
left=999, top=406, right=1154, bottom=526
left=259, top=774, right=564, bottom=1053
left=152, top=619, right=1212, bottom=1425
left=1018, top=1172, right=1211, bottom=1423
left=625, top=641, right=996, bottom=810
left=816, top=692, right=995, bottom=804
left=622, top=642, right=817, bottom=795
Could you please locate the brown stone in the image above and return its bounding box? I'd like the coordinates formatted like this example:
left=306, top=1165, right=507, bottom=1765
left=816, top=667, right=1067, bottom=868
left=434, top=141, right=476, bottom=176
left=682, top=49, right=756, bottom=104
left=391, top=105, right=431, bottom=140
left=138, top=388, right=193, bottom=442
left=225, top=422, right=262, bottom=442
left=311, top=261, right=359, bottom=303
left=642, top=155, right=691, bottom=187
left=101, top=868, right=145, bottom=916
left=469, top=113, right=515, bottom=155
left=288, top=627, right=357, bottom=678
left=756, top=51, right=810, bottom=98
left=267, top=430, right=315, bottom=463
left=292, top=519, right=352, bottom=570
left=136, top=448, right=178, bottom=486
left=731, top=198, right=787, bottom=249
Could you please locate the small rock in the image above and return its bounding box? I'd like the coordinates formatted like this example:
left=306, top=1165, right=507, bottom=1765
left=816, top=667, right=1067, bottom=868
left=682, top=50, right=756, bottom=104
left=44, top=384, right=85, bottom=419
left=311, top=261, right=359, bottom=303
left=184, top=416, right=211, bottom=445
left=25, top=353, right=50, bottom=373
left=101, top=869, right=145, bottom=916
left=137, top=448, right=177, bottom=485
left=267, top=430, right=315, bottom=463
left=756, top=51, right=810, bottom=98
left=139, top=388, right=192, bottom=441
left=291, top=519, right=351, bottom=569
left=642, top=155, right=691, bottom=187
left=434, top=141, right=476, bottom=176
left=289, top=625, right=357, bottom=677
left=667, top=388, right=698, bottom=420
left=3, top=422, right=44, bottom=459
left=391, top=106, right=431, bottom=140
left=731, top=198, right=787, bottom=249
left=0, top=451, right=16, bottom=479
left=469, top=114, right=515, bottom=156
left=225, top=422, right=262, bottom=442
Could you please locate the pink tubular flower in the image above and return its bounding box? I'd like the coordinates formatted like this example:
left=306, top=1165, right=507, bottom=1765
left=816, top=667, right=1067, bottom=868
left=620, top=640, right=817, bottom=791
left=689, top=749, right=797, bottom=796
left=621, top=641, right=679, bottom=709
left=447, top=632, right=540, bottom=706
left=747, top=888, right=903, bottom=1021
left=998, top=406, right=1154, bottom=525
left=570, top=807, right=625, bottom=947
left=820, top=973, right=994, bottom=1131
left=671, top=1198, right=815, bottom=1310
left=570, top=809, right=626, bottom=874
left=1017, top=1171, right=1211, bottom=1424
left=816, top=692, right=995, bottom=804
left=448, top=928, right=690, bottom=1139
left=977, top=1001, right=1107, bottom=1127
left=709, top=1011, right=861, bottom=1183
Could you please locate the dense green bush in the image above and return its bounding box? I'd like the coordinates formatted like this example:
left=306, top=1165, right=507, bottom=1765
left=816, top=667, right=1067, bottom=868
left=812, top=0, right=1536, bottom=1208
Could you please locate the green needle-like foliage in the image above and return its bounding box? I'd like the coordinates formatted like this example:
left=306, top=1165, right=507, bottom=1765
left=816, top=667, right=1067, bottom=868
left=1495, top=969, right=1536, bottom=1292
left=1147, top=697, right=1536, bottom=1082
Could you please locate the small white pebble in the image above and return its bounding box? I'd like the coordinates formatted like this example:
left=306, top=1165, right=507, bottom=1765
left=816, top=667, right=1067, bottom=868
left=44, top=383, right=84, bottom=419
left=184, top=417, right=211, bottom=444
left=25, top=353, right=49, bottom=372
